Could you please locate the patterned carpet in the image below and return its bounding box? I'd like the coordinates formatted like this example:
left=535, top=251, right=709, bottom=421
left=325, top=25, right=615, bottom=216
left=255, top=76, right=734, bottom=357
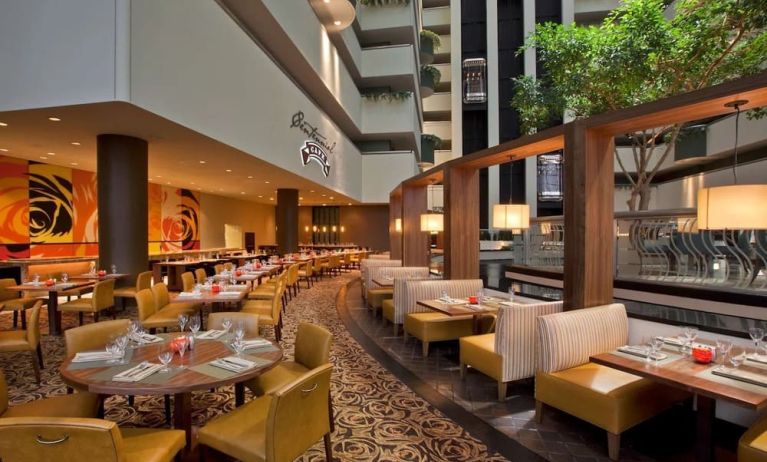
left=1, top=271, right=508, bottom=461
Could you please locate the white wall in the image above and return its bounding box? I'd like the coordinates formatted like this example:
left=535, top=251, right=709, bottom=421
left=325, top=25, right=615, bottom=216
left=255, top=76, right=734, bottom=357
left=0, top=0, right=118, bottom=111
left=362, top=152, right=418, bottom=203
left=129, top=0, right=364, bottom=201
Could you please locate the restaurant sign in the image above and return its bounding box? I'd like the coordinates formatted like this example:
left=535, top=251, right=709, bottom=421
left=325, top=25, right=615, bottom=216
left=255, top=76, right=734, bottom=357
left=291, top=111, right=334, bottom=177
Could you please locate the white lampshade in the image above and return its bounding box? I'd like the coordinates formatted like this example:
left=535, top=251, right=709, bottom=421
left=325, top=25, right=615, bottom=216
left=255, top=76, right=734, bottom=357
left=698, top=185, right=767, bottom=230
left=492, top=204, right=530, bottom=231
left=395, top=218, right=402, bottom=233
left=420, top=213, right=443, bottom=232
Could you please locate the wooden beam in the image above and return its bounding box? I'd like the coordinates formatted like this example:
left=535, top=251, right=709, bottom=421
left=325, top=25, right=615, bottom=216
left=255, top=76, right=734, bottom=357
left=444, top=166, right=479, bottom=279
left=401, top=185, right=429, bottom=267
left=389, top=188, right=403, bottom=260
left=563, top=121, right=615, bottom=309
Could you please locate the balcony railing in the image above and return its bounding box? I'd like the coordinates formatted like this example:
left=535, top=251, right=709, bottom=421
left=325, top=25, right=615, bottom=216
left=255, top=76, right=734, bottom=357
left=500, top=209, right=767, bottom=292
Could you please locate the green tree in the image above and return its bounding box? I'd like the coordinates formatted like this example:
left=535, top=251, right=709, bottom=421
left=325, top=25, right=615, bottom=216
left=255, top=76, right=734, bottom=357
left=512, top=0, right=767, bottom=210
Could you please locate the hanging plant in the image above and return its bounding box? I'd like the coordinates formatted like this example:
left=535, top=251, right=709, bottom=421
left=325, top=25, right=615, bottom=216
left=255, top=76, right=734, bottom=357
left=361, top=89, right=413, bottom=102
left=420, top=134, right=442, bottom=164
left=419, top=30, right=442, bottom=51
left=359, top=0, right=410, bottom=5
left=420, top=65, right=441, bottom=87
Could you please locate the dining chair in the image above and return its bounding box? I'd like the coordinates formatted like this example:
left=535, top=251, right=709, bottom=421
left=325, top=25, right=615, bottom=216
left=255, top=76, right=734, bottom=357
left=0, top=301, right=44, bottom=383
left=214, top=264, right=224, bottom=274
left=113, top=271, right=152, bottom=311
left=208, top=312, right=260, bottom=337
left=136, top=289, right=195, bottom=332
left=0, top=416, right=185, bottom=462
left=194, top=268, right=207, bottom=284
left=198, top=364, right=333, bottom=462
left=0, top=278, right=40, bottom=329
left=241, top=277, right=286, bottom=341
left=64, top=319, right=131, bottom=358
left=298, top=260, right=314, bottom=289
left=180, top=272, right=196, bottom=292
left=58, top=279, right=116, bottom=325
left=0, top=369, right=98, bottom=419
left=150, top=283, right=200, bottom=317
left=285, top=264, right=300, bottom=300
left=248, top=270, right=286, bottom=300
left=223, top=262, right=234, bottom=271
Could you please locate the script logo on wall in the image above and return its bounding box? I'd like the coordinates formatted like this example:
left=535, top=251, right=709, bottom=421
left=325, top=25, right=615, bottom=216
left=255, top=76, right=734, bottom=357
left=290, top=111, right=335, bottom=177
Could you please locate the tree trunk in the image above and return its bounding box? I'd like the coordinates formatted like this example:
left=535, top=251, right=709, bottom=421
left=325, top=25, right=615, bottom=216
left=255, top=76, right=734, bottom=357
left=638, top=185, right=652, bottom=210
left=626, top=190, right=639, bottom=211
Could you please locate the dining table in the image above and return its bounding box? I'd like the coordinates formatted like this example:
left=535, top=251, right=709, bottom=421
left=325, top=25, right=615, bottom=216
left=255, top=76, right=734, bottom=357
left=418, top=295, right=544, bottom=334
left=8, top=281, right=95, bottom=335
left=591, top=343, right=767, bottom=462
left=60, top=333, right=283, bottom=451
left=69, top=272, right=131, bottom=281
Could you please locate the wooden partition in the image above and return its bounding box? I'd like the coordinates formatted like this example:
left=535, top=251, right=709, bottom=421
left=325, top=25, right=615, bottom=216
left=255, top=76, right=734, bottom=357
left=401, top=185, right=429, bottom=267
left=389, top=187, right=403, bottom=260
left=443, top=165, right=479, bottom=279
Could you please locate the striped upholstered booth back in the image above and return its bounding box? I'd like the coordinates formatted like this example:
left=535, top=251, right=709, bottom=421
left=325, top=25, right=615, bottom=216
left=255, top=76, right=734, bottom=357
left=494, top=300, right=563, bottom=382
left=369, top=266, right=430, bottom=289
left=360, top=259, right=401, bottom=298
left=400, top=279, right=484, bottom=322
left=536, top=303, right=628, bottom=374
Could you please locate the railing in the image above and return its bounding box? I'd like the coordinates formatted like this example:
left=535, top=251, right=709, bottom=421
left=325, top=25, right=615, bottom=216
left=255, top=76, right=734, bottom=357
left=507, top=209, right=767, bottom=292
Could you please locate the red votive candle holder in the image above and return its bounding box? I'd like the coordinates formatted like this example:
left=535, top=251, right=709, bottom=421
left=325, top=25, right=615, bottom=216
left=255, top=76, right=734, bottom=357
left=211, top=284, right=221, bottom=294
left=692, top=346, right=713, bottom=364
left=468, top=296, right=478, bottom=304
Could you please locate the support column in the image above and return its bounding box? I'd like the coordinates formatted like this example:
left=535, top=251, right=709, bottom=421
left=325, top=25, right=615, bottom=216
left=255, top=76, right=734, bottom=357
left=389, top=188, right=403, bottom=260
left=563, top=121, right=615, bottom=309
left=401, top=185, right=429, bottom=267
left=97, top=134, right=148, bottom=281
left=444, top=166, right=480, bottom=279
left=276, top=189, right=299, bottom=254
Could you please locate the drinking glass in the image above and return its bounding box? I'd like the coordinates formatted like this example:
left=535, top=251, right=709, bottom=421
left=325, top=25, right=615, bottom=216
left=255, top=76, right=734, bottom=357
left=650, top=337, right=664, bottom=364
left=32, top=274, right=40, bottom=285
left=507, top=285, right=515, bottom=302
left=476, top=289, right=484, bottom=305
left=111, top=264, right=117, bottom=274
left=729, top=347, right=746, bottom=369
left=115, top=335, right=129, bottom=364
left=231, top=338, right=245, bottom=357
left=222, top=317, right=232, bottom=334
left=749, top=327, right=764, bottom=357
left=158, top=349, right=173, bottom=373
left=680, top=326, right=699, bottom=356
left=106, top=341, right=120, bottom=364
left=234, top=321, right=245, bottom=341
left=716, top=338, right=733, bottom=364
left=441, top=290, right=449, bottom=302
left=176, top=337, right=189, bottom=369
left=61, top=272, right=69, bottom=283
left=178, top=314, right=188, bottom=333
left=190, top=317, right=201, bottom=337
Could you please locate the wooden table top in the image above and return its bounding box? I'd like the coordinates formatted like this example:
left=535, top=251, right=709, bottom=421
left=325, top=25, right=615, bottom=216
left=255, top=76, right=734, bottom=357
left=372, top=278, right=394, bottom=288
left=60, top=337, right=282, bottom=395
left=173, top=290, right=248, bottom=304
left=69, top=273, right=130, bottom=281
left=417, top=298, right=498, bottom=317
left=8, top=281, right=94, bottom=292
left=591, top=352, right=767, bottom=411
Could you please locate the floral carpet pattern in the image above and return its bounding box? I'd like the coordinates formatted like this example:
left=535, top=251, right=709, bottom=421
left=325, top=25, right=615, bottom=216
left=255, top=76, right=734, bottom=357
left=0, top=272, right=508, bottom=461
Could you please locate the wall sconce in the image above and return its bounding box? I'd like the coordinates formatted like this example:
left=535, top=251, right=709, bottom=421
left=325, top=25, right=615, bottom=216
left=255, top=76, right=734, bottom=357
left=331, top=225, right=337, bottom=232
left=395, top=218, right=402, bottom=233
left=304, top=226, right=310, bottom=232
left=312, top=225, right=318, bottom=232
left=340, top=226, right=345, bottom=232
left=322, top=226, right=327, bottom=233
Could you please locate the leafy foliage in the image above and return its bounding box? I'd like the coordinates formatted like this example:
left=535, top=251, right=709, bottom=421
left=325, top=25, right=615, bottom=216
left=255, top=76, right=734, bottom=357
left=420, top=29, right=442, bottom=50
left=361, top=89, right=413, bottom=102
left=512, top=0, right=767, bottom=209
left=421, top=65, right=442, bottom=87
left=422, top=134, right=443, bottom=149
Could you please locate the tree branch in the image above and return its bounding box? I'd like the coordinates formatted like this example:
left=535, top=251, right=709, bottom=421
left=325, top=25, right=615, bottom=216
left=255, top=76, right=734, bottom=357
left=616, top=146, right=637, bottom=188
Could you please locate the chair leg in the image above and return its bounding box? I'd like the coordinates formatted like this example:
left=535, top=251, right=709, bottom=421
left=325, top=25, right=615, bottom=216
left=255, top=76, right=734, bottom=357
left=323, top=433, right=333, bottom=461
left=535, top=400, right=544, bottom=424
left=460, top=362, right=467, bottom=379
left=36, top=344, right=44, bottom=368
left=497, top=381, right=508, bottom=401
left=328, top=390, right=335, bottom=433
left=12, top=310, right=18, bottom=328
left=607, top=431, right=620, bottom=461
left=392, top=323, right=398, bottom=336
left=78, top=312, right=84, bottom=326
left=275, top=322, right=282, bottom=342
left=421, top=341, right=429, bottom=357
left=128, top=395, right=135, bottom=407
left=165, top=394, right=172, bottom=425
left=93, top=312, right=99, bottom=323
left=21, top=310, right=26, bottom=330
left=30, top=351, right=41, bottom=384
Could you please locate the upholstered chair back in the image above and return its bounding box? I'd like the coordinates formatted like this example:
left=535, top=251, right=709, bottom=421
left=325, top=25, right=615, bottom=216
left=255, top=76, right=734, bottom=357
left=181, top=272, right=195, bottom=292
left=536, top=303, right=628, bottom=374
left=214, top=264, right=224, bottom=274
left=65, top=319, right=131, bottom=357
left=494, top=300, right=563, bottom=382
left=392, top=277, right=431, bottom=324
left=208, top=312, right=260, bottom=337
left=266, top=364, right=332, bottom=462
left=25, top=302, right=42, bottom=350
left=0, top=278, right=18, bottom=302
left=294, top=323, right=332, bottom=370
left=135, top=288, right=159, bottom=323
left=287, top=264, right=300, bottom=285
left=360, top=259, right=401, bottom=295
left=151, top=283, right=171, bottom=309
left=223, top=262, right=234, bottom=271
left=91, top=279, right=115, bottom=311
left=0, top=417, right=126, bottom=462
left=369, top=266, right=430, bottom=290
left=135, top=271, right=152, bottom=291
left=401, top=279, right=484, bottom=318
left=194, top=268, right=207, bottom=284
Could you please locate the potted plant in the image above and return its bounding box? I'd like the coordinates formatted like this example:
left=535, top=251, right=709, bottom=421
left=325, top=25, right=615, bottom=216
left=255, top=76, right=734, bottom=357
left=361, top=89, right=413, bottom=102
left=420, top=65, right=441, bottom=98
left=420, top=134, right=442, bottom=165
left=419, top=30, right=441, bottom=65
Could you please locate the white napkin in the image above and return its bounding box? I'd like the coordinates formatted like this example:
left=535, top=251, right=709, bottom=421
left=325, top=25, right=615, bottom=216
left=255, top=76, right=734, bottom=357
left=499, top=301, right=518, bottom=307
left=210, top=356, right=255, bottom=372
left=241, top=338, right=272, bottom=349
left=618, top=345, right=668, bottom=361
left=177, top=292, right=200, bottom=298
left=217, top=291, right=242, bottom=297
left=197, top=330, right=226, bottom=339
left=658, top=336, right=684, bottom=346
left=137, top=333, right=163, bottom=344
left=72, top=351, right=114, bottom=363
left=464, top=304, right=482, bottom=311
left=439, top=297, right=466, bottom=305
left=112, top=362, right=163, bottom=382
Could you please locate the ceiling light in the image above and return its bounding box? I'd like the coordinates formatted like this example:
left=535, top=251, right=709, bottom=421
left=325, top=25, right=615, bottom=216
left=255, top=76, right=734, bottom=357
left=395, top=218, right=402, bottom=232
left=323, top=0, right=330, bottom=3
left=247, top=175, right=253, bottom=179
left=225, top=169, right=232, bottom=173
left=492, top=204, right=530, bottom=232
left=156, top=175, right=162, bottom=178
left=310, top=190, right=315, bottom=193
left=199, top=160, right=206, bottom=164
left=71, top=142, right=80, bottom=146
left=264, top=181, right=270, bottom=184
left=0, top=148, right=7, bottom=152
left=333, top=20, right=341, bottom=26
left=190, top=182, right=195, bottom=185
left=40, top=156, right=48, bottom=160
left=48, top=117, right=61, bottom=122
left=420, top=213, right=444, bottom=233
left=240, top=192, right=245, bottom=195
left=0, top=122, right=7, bottom=127
left=299, top=197, right=304, bottom=200
left=269, top=197, right=274, bottom=201
left=70, top=162, right=78, bottom=166
left=321, top=194, right=326, bottom=197
left=329, top=196, right=334, bottom=199
left=258, top=195, right=263, bottom=198
left=348, top=202, right=352, bottom=206
left=219, top=188, right=224, bottom=191
left=47, top=152, right=55, bottom=156
left=322, top=203, right=327, bottom=206
left=167, top=182, right=171, bottom=185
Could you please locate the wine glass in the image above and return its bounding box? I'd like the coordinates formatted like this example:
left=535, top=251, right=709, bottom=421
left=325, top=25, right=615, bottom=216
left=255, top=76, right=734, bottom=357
left=222, top=317, right=232, bottom=334
left=749, top=327, right=764, bottom=358
left=115, top=335, right=129, bottom=364
left=729, top=346, right=746, bottom=370
left=111, top=264, right=117, bottom=274
left=190, top=317, right=201, bottom=338
left=178, top=314, right=189, bottom=333
left=176, top=337, right=189, bottom=369
left=716, top=338, right=733, bottom=364
left=650, top=337, right=664, bottom=364
left=61, top=272, right=69, bottom=283
left=441, top=290, right=449, bottom=302
left=234, top=321, right=245, bottom=341
left=106, top=341, right=120, bottom=364
left=476, top=289, right=484, bottom=305
left=32, top=274, right=40, bottom=285
left=231, top=338, right=245, bottom=357
left=158, top=349, right=173, bottom=373
left=681, top=326, right=699, bottom=357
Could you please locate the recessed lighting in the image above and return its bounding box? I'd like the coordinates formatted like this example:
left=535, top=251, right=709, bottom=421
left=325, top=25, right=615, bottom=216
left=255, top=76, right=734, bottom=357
left=0, top=148, right=7, bottom=152
left=71, top=142, right=80, bottom=146
left=329, top=196, right=334, bottom=200
left=321, top=194, right=326, bottom=197
left=47, top=152, right=55, bottom=156
left=0, top=122, right=7, bottom=127
left=225, top=169, right=232, bottom=173
left=70, top=162, right=78, bottom=166
left=247, top=175, right=253, bottom=179
left=299, top=197, right=304, bottom=200
left=264, top=181, right=270, bottom=184
left=323, top=0, right=330, bottom=3
left=310, top=190, right=315, bottom=193
left=258, top=195, right=263, bottom=198
left=190, top=182, right=195, bottom=185
left=166, top=182, right=171, bottom=185
left=269, top=197, right=274, bottom=201
left=240, top=192, right=245, bottom=195
left=333, top=20, right=341, bottom=26
left=48, top=117, right=61, bottom=122
left=40, top=156, right=48, bottom=160
left=155, top=175, right=162, bottom=178
left=322, top=203, right=327, bottom=206
left=348, top=202, right=352, bottom=206
left=219, top=188, right=223, bottom=191
left=199, top=160, right=206, bottom=164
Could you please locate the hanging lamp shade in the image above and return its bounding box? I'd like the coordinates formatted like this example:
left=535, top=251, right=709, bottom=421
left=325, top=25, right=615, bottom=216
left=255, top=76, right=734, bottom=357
left=420, top=213, right=443, bottom=232
left=492, top=204, right=530, bottom=231
left=697, top=185, right=767, bottom=230
left=394, top=218, right=402, bottom=232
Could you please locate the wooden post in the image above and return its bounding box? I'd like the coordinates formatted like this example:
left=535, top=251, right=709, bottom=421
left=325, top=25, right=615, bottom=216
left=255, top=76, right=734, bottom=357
left=563, top=121, right=615, bottom=309
left=401, top=185, right=429, bottom=267
left=389, top=189, right=403, bottom=260
left=444, top=165, right=480, bottom=279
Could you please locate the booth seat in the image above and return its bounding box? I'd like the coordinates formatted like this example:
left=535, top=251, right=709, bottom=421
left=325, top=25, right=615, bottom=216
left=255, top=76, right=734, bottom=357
left=359, top=259, right=400, bottom=301
left=460, top=300, right=563, bottom=401
left=739, top=413, right=767, bottom=462
left=366, top=266, right=429, bottom=313
left=402, top=279, right=486, bottom=357
left=27, top=262, right=93, bottom=280
left=535, top=303, right=689, bottom=460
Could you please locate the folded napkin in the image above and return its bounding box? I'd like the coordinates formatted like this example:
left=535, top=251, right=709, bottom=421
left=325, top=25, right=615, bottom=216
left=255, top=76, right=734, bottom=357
left=658, top=336, right=684, bottom=346
left=177, top=292, right=201, bottom=298
left=210, top=356, right=255, bottom=373
left=72, top=350, right=114, bottom=363
left=57, top=282, right=74, bottom=288
left=112, top=362, right=163, bottom=382
left=464, top=304, right=483, bottom=311
left=137, top=333, right=163, bottom=344
left=224, top=284, right=248, bottom=291
left=747, top=355, right=767, bottom=366
left=217, top=291, right=243, bottom=297
left=241, top=338, right=272, bottom=349
left=197, top=330, right=226, bottom=339
left=617, top=345, right=668, bottom=361
left=712, top=367, right=767, bottom=387
left=439, top=297, right=467, bottom=305
left=499, top=301, right=518, bottom=307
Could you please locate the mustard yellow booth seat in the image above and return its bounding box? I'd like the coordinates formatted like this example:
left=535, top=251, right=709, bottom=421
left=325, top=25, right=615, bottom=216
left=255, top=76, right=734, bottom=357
left=0, top=417, right=185, bottom=462
left=135, top=288, right=196, bottom=331
left=739, top=413, right=767, bottom=462
left=534, top=303, right=689, bottom=460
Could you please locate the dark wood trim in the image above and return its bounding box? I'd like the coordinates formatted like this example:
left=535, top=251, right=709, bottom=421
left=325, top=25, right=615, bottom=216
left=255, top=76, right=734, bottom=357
left=444, top=166, right=479, bottom=279
left=389, top=188, right=403, bottom=260
left=401, top=185, right=429, bottom=267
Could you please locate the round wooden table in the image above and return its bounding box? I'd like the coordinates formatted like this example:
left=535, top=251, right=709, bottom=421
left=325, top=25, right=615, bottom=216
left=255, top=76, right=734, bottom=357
left=60, top=336, right=283, bottom=449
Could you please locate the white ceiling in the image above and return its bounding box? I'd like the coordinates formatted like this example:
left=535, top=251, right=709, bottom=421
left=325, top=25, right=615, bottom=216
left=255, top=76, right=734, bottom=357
left=0, top=101, right=356, bottom=207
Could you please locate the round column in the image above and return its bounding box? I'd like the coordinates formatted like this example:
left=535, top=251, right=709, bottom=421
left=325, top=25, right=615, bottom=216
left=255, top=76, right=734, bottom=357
left=276, top=188, right=299, bottom=254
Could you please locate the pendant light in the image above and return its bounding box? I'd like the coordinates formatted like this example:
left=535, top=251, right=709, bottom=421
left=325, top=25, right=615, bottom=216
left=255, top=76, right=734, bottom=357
left=697, top=100, right=767, bottom=230
left=420, top=184, right=443, bottom=233
left=492, top=204, right=530, bottom=233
